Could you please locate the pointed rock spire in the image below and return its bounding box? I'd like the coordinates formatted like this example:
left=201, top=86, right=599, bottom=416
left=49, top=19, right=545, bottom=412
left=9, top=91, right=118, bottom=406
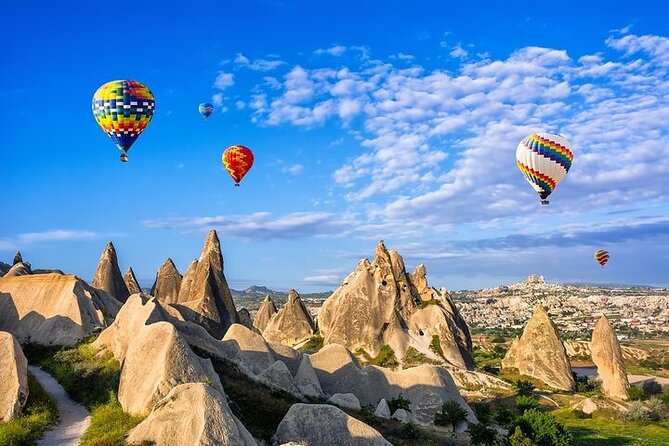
left=237, top=308, right=255, bottom=331
left=502, top=305, right=575, bottom=390
left=124, top=267, right=142, bottom=295
left=174, top=230, right=239, bottom=338
left=91, top=242, right=129, bottom=303
left=263, top=289, right=316, bottom=346
left=591, top=316, right=629, bottom=399
left=151, top=258, right=183, bottom=304
left=253, top=295, right=278, bottom=333
left=12, top=252, right=23, bottom=266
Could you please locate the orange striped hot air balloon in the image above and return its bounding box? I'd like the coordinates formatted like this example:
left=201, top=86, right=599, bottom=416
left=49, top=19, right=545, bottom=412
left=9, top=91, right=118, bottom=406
left=594, top=249, right=609, bottom=267
left=222, top=145, right=254, bottom=186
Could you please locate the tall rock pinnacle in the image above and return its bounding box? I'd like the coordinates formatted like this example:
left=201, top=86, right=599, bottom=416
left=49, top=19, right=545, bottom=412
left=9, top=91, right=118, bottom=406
left=92, top=242, right=129, bottom=303
left=151, top=258, right=183, bottom=304
left=124, top=267, right=142, bottom=295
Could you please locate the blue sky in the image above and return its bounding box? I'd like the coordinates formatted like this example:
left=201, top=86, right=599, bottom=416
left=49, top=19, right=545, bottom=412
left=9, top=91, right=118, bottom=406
left=2, top=1, right=669, bottom=291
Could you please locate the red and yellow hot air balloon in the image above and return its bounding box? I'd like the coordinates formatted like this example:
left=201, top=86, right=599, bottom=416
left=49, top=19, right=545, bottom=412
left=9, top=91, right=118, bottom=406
left=222, top=145, right=254, bottom=186
left=594, top=249, right=609, bottom=267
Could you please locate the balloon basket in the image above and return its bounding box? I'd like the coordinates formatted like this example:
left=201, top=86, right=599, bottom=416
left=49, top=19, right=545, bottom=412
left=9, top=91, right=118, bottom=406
left=234, top=183, right=240, bottom=187
left=120, top=153, right=128, bottom=163
left=540, top=199, right=549, bottom=205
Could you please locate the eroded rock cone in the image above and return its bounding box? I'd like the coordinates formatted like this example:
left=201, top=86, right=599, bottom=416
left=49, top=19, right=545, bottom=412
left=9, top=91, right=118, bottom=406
left=4, top=262, right=32, bottom=277
left=92, top=242, right=129, bottom=303
left=237, top=308, right=254, bottom=331
left=124, top=267, right=142, bottom=295
left=502, top=305, right=575, bottom=391
left=12, top=252, right=23, bottom=266
left=591, top=316, right=629, bottom=399
left=263, top=290, right=315, bottom=346
left=252, top=295, right=277, bottom=333
left=151, top=258, right=183, bottom=304
left=0, top=331, right=28, bottom=421
left=174, top=230, right=239, bottom=338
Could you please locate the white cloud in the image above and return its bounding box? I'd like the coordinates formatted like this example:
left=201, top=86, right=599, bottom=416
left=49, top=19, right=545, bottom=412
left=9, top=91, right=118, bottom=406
left=315, top=45, right=347, bottom=56
left=213, top=72, right=234, bottom=90
left=212, top=92, right=224, bottom=106
left=0, top=230, right=102, bottom=251
left=302, top=274, right=341, bottom=286
left=234, top=53, right=284, bottom=71
left=283, top=164, right=303, bottom=174
left=449, top=44, right=468, bottom=59
left=235, top=100, right=246, bottom=110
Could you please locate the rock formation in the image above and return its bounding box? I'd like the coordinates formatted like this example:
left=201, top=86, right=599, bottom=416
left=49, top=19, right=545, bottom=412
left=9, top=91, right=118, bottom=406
left=327, top=393, right=361, bottom=410
left=374, top=399, right=390, bottom=419
left=174, top=230, right=239, bottom=338
left=0, top=274, right=120, bottom=346
left=257, top=360, right=302, bottom=398
left=3, top=262, right=32, bottom=277
left=294, top=355, right=324, bottom=398
left=591, top=316, right=629, bottom=399
left=126, top=383, right=257, bottom=446
left=0, top=261, right=10, bottom=276
left=309, top=343, right=475, bottom=425
left=91, top=242, right=129, bottom=303
left=252, top=295, right=277, bottom=333
left=274, top=403, right=392, bottom=446
left=502, top=305, right=575, bottom=391
left=318, top=241, right=473, bottom=368
left=124, top=267, right=142, bottom=295
left=151, top=258, right=182, bottom=304
left=13, top=252, right=23, bottom=266
left=263, top=290, right=315, bottom=346
left=237, top=308, right=255, bottom=331
left=0, top=331, right=28, bottom=421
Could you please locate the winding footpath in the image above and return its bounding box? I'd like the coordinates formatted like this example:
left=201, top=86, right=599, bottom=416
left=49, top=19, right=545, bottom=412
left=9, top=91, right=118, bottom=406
left=28, top=366, right=91, bottom=446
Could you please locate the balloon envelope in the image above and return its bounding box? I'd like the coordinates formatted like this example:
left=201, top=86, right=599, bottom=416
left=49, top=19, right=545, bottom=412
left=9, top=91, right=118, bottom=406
left=222, top=145, right=254, bottom=186
left=92, top=80, right=155, bottom=157
left=199, top=102, right=214, bottom=120
left=516, top=133, right=573, bottom=204
left=594, top=249, right=610, bottom=267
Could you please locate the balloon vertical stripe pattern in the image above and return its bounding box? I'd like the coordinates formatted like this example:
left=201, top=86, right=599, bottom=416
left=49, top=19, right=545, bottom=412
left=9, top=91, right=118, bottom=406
left=594, top=250, right=610, bottom=267
left=222, top=145, right=254, bottom=186
left=199, top=102, right=214, bottom=120
left=92, top=80, right=155, bottom=154
left=516, top=132, right=573, bottom=203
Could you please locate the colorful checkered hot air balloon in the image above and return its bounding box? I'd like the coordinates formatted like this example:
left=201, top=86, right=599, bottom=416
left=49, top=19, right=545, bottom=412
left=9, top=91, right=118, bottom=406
left=222, top=145, right=254, bottom=186
left=594, top=249, right=610, bottom=267
left=199, top=102, right=214, bottom=120
left=92, top=80, right=155, bottom=162
left=516, top=133, right=573, bottom=205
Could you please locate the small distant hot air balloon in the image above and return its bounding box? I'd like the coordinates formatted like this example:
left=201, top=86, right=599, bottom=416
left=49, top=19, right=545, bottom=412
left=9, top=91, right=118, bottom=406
left=594, top=249, right=610, bottom=267
left=199, top=103, right=214, bottom=120
left=92, top=80, right=155, bottom=162
left=516, top=133, right=573, bottom=205
left=222, top=145, right=254, bottom=186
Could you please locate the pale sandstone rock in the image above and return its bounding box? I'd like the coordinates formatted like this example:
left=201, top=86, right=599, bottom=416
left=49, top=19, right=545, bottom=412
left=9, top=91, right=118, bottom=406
left=91, top=242, right=129, bottom=303
left=591, top=316, right=629, bottom=399
left=327, top=393, right=361, bottom=410
left=0, top=331, right=28, bottom=421
left=151, top=258, right=183, bottom=304
left=274, top=403, right=392, bottom=446
left=502, top=305, right=575, bottom=391
left=263, top=290, right=315, bottom=346
left=256, top=360, right=302, bottom=398
left=123, top=267, right=142, bottom=295
left=253, top=295, right=277, bottom=333
left=374, top=398, right=390, bottom=419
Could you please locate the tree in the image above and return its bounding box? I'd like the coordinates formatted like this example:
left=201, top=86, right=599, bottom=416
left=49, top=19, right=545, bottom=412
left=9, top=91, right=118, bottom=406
left=514, top=409, right=572, bottom=446
left=472, top=402, right=492, bottom=424
left=515, top=395, right=540, bottom=413
left=514, top=380, right=534, bottom=396
left=435, top=400, right=469, bottom=432
left=509, top=426, right=537, bottom=446
left=388, top=393, right=411, bottom=415
left=468, top=422, right=498, bottom=446
left=627, top=386, right=644, bottom=401
left=494, top=404, right=515, bottom=428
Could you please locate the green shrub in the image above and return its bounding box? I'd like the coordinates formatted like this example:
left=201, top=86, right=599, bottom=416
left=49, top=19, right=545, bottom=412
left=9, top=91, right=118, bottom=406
left=514, top=409, right=572, bottom=446
left=388, top=394, right=411, bottom=414
left=642, top=380, right=663, bottom=397
left=627, top=385, right=645, bottom=401
left=508, top=426, right=537, bottom=446
left=418, top=299, right=440, bottom=309
left=471, top=402, right=493, bottom=424
left=515, top=395, right=539, bottom=413
left=79, top=394, right=143, bottom=446
left=434, top=400, right=468, bottom=431
left=360, top=404, right=378, bottom=425
left=494, top=404, right=515, bottom=428
left=468, top=422, right=498, bottom=445
left=0, top=373, right=58, bottom=446
left=626, top=400, right=649, bottom=421
left=398, top=421, right=421, bottom=439
left=514, top=380, right=534, bottom=396
left=429, top=335, right=445, bottom=359
left=299, top=335, right=324, bottom=353
left=369, top=345, right=399, bottom=368
left=646, top=396, right=668, bottom=421
left=491, top=336, right=507, bottom=344
left=402, top=347, right=438, bottom=367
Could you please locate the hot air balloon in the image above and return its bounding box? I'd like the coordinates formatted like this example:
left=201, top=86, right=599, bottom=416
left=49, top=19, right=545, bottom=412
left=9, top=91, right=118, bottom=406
left=222, top=145, right=254, bottom=186
left=199, top=103, right=214, bottom=120
left=92, top=80, right=155, bottom=162
left=516, top=133, right=573, bottom=205
left=594, top=249, right=609, bottom=267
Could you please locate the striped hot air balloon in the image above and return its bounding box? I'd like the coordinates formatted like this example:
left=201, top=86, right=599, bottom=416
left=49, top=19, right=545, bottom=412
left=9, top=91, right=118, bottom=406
left=594, top=249, right=610, bottom=267
left=222, top=145, right=254, bottom=186
left=92, top=80, right=155, bottom=162
left=516, top=133, right=574, bottom=205
left=199, top=102, right=214, bottom=120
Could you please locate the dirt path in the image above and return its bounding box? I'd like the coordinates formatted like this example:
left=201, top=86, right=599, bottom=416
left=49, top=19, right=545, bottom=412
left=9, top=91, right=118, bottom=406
left=28, top=366, right=91, bottom=446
